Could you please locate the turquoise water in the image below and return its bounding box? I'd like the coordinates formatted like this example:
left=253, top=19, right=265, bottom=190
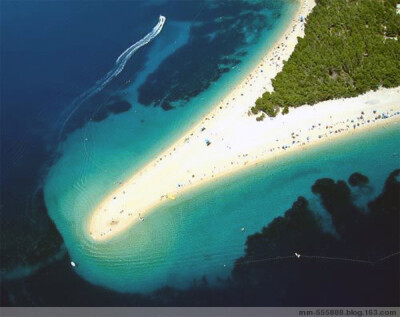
left=45, top=120, right=400, bottom=293
left=42, top=0, right=399, bottom=294
left=48, top=1, right=300, bottom=191
left=43, top=1, right=302, bottom=292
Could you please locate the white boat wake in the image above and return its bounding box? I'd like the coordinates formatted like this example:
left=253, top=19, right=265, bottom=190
left=58, top=15, right=166, bottom=139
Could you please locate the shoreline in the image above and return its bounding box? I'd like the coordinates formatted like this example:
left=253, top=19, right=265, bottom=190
left=87, top=0, right=400, bottom=241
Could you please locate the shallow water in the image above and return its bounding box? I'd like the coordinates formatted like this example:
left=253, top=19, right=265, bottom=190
left=20, top=0, right=396, bottom=294
left=46, top=120, right=400, bottom=293
left=42, top=0, right=301, bottom=292
left=2, top=0, right=399, bottom=305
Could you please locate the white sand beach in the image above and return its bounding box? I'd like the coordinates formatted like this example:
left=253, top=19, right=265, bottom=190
left=88, top=0, right=400, bottom=241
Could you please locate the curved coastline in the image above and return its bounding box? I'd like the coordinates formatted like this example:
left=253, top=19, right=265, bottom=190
left=87, top=0, right=400, bottom=241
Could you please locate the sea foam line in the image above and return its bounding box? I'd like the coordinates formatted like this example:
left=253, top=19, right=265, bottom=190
left=58, top=15, right=166, bottom=139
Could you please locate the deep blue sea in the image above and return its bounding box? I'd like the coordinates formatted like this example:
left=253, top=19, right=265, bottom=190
left=1, top=0, right=399, bottom=304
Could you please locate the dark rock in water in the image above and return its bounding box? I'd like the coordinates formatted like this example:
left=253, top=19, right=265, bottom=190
left=219, top=67, right=230, bottom=74
left=107, top=100, right=131, bottom=114
left=234, top=196, right=339, bottom=271
left=92, top=110, right=108, bottom=122
left=92, top=100, right=132, bottom=122
left=273, top=12, right=282, bottom=19
left=367, top=169, right=400, bottom=249
left=136, top=4, right=269, bottom=111
left=348, top=172, right=369, bottom=187
left=161, top=102, right=174, bottom=111
left=311, top=177, right=367, bottom=242
left=230, top=169, right=400, bottom=307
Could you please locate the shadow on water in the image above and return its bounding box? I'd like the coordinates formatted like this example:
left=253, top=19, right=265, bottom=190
left=0, top=0, right=290, bottom=275
left=1, top=0, right=296, bottom=303
left=2, top=0, right=398, bottom=307
left=2, top=169, right=399, bottom=306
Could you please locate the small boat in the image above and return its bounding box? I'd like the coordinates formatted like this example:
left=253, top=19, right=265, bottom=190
left=240, top=227, right=245, bottom=232
left=71, top=261, right=76, bottom=267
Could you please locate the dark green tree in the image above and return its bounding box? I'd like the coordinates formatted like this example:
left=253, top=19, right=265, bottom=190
left=255, top=0, right=400, bottom=116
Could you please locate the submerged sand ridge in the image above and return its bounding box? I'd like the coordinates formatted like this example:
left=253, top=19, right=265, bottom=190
left=88, top=0, right=400, bottom=241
